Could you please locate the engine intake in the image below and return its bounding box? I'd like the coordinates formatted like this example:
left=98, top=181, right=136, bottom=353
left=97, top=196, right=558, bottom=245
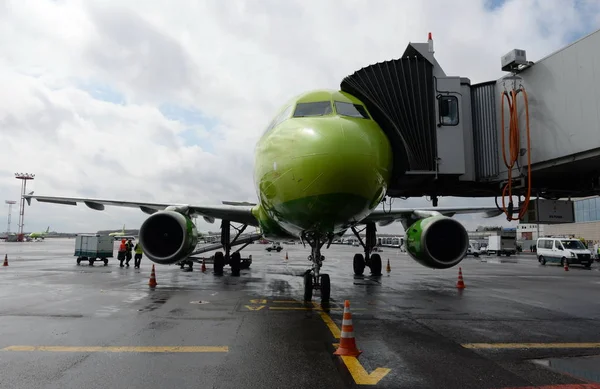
left=139, top=211, right=199, bottom=265
left=405, top=215, right=469, bottom=269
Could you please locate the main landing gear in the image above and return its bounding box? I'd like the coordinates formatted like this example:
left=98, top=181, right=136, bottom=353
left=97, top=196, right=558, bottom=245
left=180, top=220, right=253, bottom=274
left=351, top=222, right=382, bottom=276
left=303, top=234, right=331, bottom=303
left=213, top=220, right=252, bottom=276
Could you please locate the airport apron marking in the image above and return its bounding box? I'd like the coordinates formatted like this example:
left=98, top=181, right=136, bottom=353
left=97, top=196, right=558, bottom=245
left=3, top=346, right=229, bottom=353
left=317, top=302, right=390, bottom=385
left=243, top=298, right=366, bottom=312
left=463, top=343, right=600, bottom=349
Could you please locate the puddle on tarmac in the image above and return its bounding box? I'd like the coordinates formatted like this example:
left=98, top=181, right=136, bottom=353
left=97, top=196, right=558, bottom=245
left=532, top=355, right=600, bottom=383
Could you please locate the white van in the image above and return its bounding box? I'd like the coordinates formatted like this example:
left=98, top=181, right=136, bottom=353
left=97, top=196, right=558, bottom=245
left=536, top=237, right=593, bottom=268
left=466, top=240, right=481, bottom=257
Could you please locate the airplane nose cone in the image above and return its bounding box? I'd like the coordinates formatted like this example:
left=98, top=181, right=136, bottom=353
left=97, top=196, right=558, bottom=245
left=255, top=117, right=392, bottom=234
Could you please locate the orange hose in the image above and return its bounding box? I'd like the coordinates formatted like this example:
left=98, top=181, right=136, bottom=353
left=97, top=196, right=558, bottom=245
left=500, top=87, right=532, bottom=221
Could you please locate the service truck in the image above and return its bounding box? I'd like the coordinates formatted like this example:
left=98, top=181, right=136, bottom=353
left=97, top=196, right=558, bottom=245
left=487, top=230, right=517, bottom=256
left=74, top=234, right=114, bottom=266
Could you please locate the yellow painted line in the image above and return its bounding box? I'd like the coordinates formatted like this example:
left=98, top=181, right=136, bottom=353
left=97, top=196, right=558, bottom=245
left=268, top=306, right=366, bottom=312
left=245, top=305, right=266, bottom=311
left=462, top=343, right=600, bottom=349
left=319, top=309, right=391, bottom=385
left=341, top=355, right=391, bottom=385
left=272, top=300, right=302, bottom=303
left=319, top=311, right=341, bottom=339
left=3, top=346, right=228, bottom=353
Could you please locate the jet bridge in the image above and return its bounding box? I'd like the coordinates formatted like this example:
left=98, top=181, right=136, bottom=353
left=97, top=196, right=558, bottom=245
left=341, top=30, right=600, bottom=210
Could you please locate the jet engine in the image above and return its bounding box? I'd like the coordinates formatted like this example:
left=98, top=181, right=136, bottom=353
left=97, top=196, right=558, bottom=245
left=404, top=215, right=469, bottom=269
left=138, top=210, right=199, bottom=265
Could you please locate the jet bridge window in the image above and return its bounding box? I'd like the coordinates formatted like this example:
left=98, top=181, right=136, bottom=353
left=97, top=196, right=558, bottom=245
left=438, top=95, right=459, bottom=126
left=334, top=101, right=370, bottom=119
left=293, top=101, right=333, bottom=117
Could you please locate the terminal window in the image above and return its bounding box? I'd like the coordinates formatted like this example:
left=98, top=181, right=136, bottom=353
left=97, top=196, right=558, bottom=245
left=439, top=96, right=459, bottom=126
left=574, top=197, right=600, bottom=222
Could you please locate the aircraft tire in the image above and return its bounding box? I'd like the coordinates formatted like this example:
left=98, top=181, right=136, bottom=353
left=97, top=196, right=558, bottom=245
left=230, top=252, right=241, bottom=276
left=303, top=271, right=313, bottom=301
left=320, top=274, right=330, bottom=302
left=214, top=252, right=225, bottom=275
left=370, top=254, right=382, bottom=276
left=353, top=253, right=365, bottom=276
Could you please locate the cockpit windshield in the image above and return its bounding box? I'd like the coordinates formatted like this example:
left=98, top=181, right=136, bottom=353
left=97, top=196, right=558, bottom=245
left=293, top=102, right=332, bottom=117
left=334, top=101, right=370, bottom=119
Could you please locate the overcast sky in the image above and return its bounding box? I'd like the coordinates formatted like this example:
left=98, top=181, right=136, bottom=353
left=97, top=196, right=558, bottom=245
left=1, top=0, right=599, bottom=235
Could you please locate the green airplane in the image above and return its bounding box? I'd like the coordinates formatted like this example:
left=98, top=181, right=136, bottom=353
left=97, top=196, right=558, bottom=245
left=23, top=89, right=503, bottom=301
left=28, top=226, right=50, bottom=240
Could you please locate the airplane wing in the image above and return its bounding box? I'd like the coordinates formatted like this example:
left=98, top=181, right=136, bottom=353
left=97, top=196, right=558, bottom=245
left=362, top=206, right=505, bottom=227
left=23, top=195, right=259, bottom=226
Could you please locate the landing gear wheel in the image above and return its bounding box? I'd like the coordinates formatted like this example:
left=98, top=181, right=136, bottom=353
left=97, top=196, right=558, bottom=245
left=303, top=271, right=313, bottom=302
left=353, top=253, right=365, bottom=276
left=188, top=262, right=193, bottom=271
left=320, top=274, right=330, bottom=302
left=214, top=252, right=224, bottom=275
left=230, top=252, right=241, bottom=276
left=370, top=253, right=382, bottom=276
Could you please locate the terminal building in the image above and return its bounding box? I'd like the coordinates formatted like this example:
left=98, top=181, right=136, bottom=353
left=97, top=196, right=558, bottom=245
left=513, top=196, right=600, bottom=246
left=540, top=196, right=600, bottom=242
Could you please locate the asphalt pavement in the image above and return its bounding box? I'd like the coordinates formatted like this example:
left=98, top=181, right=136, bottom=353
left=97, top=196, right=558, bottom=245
left=1, top=238, right=600, bottom=389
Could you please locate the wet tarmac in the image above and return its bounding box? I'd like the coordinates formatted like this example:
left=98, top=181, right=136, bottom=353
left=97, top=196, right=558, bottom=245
left=1, top=238, right=600, bottom=389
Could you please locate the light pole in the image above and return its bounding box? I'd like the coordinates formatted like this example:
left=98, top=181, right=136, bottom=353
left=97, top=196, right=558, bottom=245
left=15, top=173, right=35, bottom=241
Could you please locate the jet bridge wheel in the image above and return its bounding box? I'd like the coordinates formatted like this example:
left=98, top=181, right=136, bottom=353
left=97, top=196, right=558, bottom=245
left=353, top=253, right=365, bottom=276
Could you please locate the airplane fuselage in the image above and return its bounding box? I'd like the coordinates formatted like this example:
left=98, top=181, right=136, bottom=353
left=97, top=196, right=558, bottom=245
left=251, top=90, right=393, bottom=241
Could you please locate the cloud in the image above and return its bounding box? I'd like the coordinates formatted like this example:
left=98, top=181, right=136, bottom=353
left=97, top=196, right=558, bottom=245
left=0, top=0, right=598, bottom=236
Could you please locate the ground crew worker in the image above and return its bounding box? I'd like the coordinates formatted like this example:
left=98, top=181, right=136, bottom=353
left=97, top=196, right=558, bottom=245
left=118, top=238, right=127, bottom=267
left=134, top=241, right=143, bottom=268
left=125, top=239, right=133, bottom=267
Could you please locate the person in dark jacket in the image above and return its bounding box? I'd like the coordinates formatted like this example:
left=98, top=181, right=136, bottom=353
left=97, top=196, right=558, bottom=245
left=125, top=239, right=133, bottom=267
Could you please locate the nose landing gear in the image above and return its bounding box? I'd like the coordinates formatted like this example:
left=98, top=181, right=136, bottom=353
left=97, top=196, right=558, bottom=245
left=302, top=234, right=330, bottom=302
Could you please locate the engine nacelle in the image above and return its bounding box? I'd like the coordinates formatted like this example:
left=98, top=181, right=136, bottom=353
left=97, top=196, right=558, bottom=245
left=139, top=210, right=199, bottom=265
left=405, top=215, right=469, bottom=269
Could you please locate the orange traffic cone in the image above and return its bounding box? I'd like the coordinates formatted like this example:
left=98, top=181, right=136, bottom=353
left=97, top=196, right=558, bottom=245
left=3, top=254, right=7, bottom=266
left=564, top=260, right=569, bottom=271
left=456, top=267, right=466, bottom=289
left=149, top=264, right=157, bottom=287
left=333, top=300, right=362, bottom=357
left=386, top=259, right=391, bottom=273
left=201, top=259, right=206, bottom=272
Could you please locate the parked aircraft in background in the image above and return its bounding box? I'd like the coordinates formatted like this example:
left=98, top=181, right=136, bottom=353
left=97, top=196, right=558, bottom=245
left=29, top=226, right=49, bottom=240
